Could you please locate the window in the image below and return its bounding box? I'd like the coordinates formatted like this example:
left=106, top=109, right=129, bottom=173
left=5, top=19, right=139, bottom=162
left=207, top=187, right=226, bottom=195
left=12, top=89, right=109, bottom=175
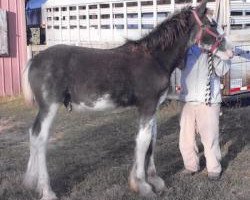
left=53, top=7, right=59, bottom=12
left=101, top=25, right=110, bottom=29
left=89, top=15, right=98, bottom=19
left=89, top=5, right=97, bottom=9
left=70, top=25, right=77, bottom=29
left=79, top=15, right=86, bottom=20
left=53, top=25, right=60, bottom=29
left=141, top=1, right=153, bottom=6
left=127, top=2, right=138, bottom=7
left=128, top=24, right=138, bottom=29
left=157, top=12, right=168, bottom=18
left=90, top=25, right=98, bottom=29
left=114, top=14, right=124, bottom=18
left=175, top=0, right=191, bottom=3
left=61, top=7, right=67, bottom=11
left=114, top=24, right=124, bottom=29
left=69, top=6, right=76, bottom=11
left=53, top=17, right=59, bottom=21
left=113, top=3, right=123, bottom=8
left=70, top=16, right=77, bottom=20
left=100, top=4, right=110, bottom=8
left=0, top=9, right=8, bottom=56
left=128, top=13, right=138, bottom=18
left=142, top=24, right=154, bottom=29
left=79, top=6, right=86, bottom=10
left=231, top=11, right=243, bottom=16
left=142, top=13, right=153, bottom=18
left=101, top=14, right=110, bottom=19
left=157, top=0, right=170, bottom=5
left=80, top=25, right=87, bottom=29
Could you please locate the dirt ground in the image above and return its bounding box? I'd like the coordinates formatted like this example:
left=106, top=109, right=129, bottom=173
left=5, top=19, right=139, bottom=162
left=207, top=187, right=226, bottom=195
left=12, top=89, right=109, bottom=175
left=0, top=97, right=249, bottom=200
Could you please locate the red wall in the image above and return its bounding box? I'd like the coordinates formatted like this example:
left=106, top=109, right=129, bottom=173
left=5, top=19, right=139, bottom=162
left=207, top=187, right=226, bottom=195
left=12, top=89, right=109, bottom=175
left=0, top=0, right=27, bottom=96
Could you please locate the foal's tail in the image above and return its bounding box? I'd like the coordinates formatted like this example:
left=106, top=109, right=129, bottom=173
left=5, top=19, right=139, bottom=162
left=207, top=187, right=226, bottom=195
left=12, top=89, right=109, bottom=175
left=22, top=59, right=35, bottom=106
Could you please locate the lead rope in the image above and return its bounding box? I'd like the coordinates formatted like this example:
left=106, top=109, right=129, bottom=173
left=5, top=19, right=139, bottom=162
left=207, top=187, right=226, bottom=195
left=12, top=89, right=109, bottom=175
left=205, top=52, right=214, bottom=106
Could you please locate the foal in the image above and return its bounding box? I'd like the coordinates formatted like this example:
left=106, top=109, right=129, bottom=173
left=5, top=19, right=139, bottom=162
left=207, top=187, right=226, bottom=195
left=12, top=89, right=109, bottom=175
left=22, top=1, right=233, bottom=199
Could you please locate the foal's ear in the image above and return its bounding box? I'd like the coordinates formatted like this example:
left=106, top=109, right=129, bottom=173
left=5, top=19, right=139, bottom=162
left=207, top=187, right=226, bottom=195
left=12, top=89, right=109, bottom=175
left=196, top=0, right=208, bottom=17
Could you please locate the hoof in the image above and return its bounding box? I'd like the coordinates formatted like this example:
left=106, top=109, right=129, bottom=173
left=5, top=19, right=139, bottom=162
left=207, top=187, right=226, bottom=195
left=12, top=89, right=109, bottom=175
left=23, top=173, right=37, bottom=190
left=138, top=181, right=157, bottom=198
left=148, top=175, right=165, bottom=194
left=40, top=191, right=58, bottom=200
left=129, top=175, right=156, bottom=198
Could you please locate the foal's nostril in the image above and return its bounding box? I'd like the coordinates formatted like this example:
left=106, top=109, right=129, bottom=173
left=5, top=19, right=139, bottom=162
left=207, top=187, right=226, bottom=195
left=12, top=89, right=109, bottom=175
left=227, top=50, right=234, bottom=59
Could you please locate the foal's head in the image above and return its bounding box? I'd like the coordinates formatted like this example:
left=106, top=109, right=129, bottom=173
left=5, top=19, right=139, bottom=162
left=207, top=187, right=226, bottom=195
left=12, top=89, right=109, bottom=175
left=190, top=0, right=233, bottom=60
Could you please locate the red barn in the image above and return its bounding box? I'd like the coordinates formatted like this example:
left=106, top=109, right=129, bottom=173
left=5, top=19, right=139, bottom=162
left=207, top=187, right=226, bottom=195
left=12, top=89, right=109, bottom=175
left=0, top=0, right=27, bottom=96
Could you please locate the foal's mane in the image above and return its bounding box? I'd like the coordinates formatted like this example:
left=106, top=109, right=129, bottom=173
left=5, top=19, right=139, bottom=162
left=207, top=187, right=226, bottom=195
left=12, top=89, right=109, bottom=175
left=129, top=6, right=193, bottom=52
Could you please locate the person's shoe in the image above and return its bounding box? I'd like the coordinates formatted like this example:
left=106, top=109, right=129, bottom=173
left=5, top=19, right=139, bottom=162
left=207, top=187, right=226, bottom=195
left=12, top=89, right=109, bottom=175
left=208, top=172, right=221, bottom=181
left=181, top=169, right=197, bottom=176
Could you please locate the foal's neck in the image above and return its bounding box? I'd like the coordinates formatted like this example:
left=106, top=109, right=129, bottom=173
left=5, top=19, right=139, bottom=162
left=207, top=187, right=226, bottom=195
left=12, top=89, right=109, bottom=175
left=153, top=34, right=190, bottom=75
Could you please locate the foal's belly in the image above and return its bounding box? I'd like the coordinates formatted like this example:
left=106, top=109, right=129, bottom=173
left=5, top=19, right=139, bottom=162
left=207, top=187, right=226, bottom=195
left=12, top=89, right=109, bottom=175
left=72, top=94, right=116, bottom=112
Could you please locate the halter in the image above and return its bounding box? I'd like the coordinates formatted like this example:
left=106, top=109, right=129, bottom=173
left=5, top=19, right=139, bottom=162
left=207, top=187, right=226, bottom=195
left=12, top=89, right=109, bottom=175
left=192, top=9, right=225, bottom=54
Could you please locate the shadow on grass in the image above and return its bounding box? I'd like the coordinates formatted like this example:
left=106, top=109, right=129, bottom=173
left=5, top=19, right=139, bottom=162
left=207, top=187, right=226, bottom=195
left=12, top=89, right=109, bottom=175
left=48, top=109, right=184, bottom=198
left=220, top=105, right=250, bottom=172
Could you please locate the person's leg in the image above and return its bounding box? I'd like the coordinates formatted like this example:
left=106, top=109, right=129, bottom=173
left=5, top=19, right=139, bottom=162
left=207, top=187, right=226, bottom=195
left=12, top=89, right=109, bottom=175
left=179, top=103, right=200, bottom=172
left=196, top=104, right=221, bottom=176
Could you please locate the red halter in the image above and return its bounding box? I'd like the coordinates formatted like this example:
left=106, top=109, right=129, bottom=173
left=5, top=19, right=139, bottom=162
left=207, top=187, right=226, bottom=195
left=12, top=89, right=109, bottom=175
left=192, top=10, right=225, bottom=54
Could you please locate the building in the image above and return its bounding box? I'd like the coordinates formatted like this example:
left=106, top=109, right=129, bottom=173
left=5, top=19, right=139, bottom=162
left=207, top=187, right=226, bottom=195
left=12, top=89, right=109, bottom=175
left=0, top=0, right=27, bottom=97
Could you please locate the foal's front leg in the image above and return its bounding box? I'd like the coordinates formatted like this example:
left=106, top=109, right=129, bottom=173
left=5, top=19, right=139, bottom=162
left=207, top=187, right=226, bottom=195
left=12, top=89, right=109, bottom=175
left=129, top=116, right=157, bottom=197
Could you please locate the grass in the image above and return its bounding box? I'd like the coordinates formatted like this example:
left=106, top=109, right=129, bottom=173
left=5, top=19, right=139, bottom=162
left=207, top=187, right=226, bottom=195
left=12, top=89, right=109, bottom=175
left=0, top=97, right=249, bottom=200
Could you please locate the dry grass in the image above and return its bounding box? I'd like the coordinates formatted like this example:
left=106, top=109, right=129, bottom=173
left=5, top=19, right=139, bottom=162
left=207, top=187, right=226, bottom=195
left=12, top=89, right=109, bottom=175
left=0, top=97, right=249, bottom=200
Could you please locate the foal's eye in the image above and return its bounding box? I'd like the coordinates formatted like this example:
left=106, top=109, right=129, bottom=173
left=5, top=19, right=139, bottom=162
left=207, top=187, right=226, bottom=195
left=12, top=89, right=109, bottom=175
left=210, top=24, right=217, bottom=28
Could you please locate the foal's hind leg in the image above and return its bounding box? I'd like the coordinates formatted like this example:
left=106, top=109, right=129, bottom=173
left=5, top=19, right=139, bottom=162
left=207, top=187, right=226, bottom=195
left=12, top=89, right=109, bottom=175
left=129, top=116, right=156, bottom=197
left=24, top=103, right=59, bottom=200
left=146, top=118, right=165, bottom=193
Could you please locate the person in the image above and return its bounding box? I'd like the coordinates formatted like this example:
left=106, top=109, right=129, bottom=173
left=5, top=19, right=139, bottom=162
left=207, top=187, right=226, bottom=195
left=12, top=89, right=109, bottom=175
left=179, top=44, right=231, bottom=180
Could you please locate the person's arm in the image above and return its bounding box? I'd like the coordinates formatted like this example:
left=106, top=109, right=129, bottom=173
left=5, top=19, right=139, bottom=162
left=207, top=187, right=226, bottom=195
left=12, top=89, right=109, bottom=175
left=213, top=57, right=231, bottom=77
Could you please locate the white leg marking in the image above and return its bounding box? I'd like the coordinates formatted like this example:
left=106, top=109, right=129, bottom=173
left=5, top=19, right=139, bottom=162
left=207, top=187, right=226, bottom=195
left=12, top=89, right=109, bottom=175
left=158, top=89, right=169, bottom=107
left=136, top=117, right=155, bottom=180
left=24, top=103, right=59, bottom=200
left=129, top=116, right=157, bottom=197
left=147, top=119, right=157, bottom=176
left=145, top=118, right=165, bottom=193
